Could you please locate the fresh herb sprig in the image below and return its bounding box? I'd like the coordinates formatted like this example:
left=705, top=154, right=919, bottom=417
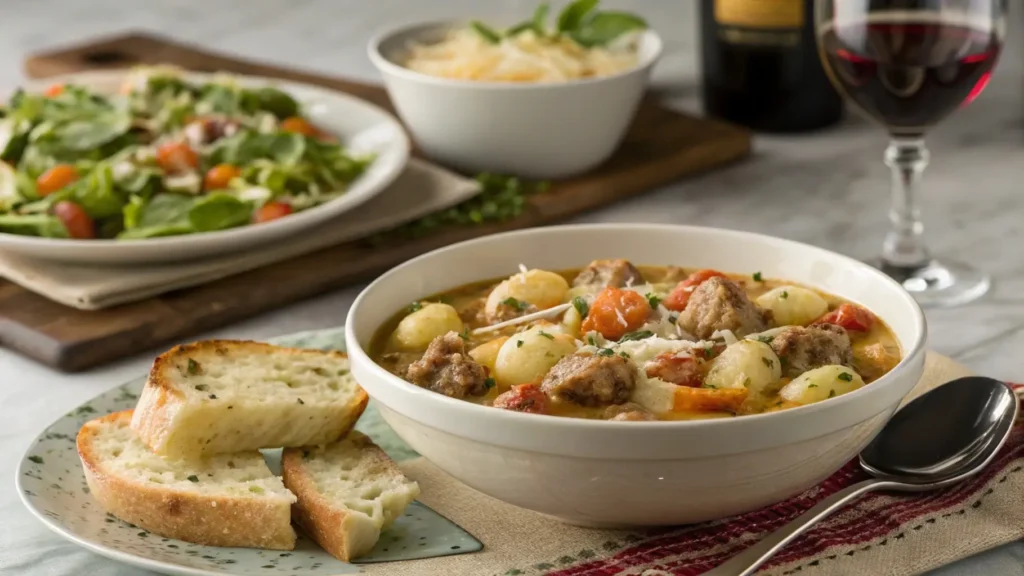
left=473, top=1, right=647, bottom=48
left=370, top=173, right=548, bottom=243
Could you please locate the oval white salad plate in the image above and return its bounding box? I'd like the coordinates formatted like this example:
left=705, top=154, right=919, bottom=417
left=0, top=71, right=409, bottom=265
left=16, top=328, right=480, bottom=576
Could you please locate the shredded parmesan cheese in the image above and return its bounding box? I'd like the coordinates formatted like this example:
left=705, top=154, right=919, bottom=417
left=404, top=29, right=640, bottom=83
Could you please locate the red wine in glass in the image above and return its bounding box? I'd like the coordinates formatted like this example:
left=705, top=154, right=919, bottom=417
left=819, top=19, right=1002, bottom=136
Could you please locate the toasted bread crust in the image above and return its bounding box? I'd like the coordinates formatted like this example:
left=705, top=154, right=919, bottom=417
left=78, top=411, right=296, bottom=550
left=281, top=433, right=394, bottom=562
left=131, top=340, right=367, bottom=458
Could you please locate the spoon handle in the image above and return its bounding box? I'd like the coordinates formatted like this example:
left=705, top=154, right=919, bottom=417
left=704, top=479, right=894, bottom=576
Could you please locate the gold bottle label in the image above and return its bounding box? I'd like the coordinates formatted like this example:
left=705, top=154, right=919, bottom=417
left=714, top=0, right=804, bottom=29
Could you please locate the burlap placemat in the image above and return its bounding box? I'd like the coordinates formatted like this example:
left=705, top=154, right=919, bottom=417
left=361, top=353, right=1023, bottom=576
left=0, top=159, right=479, bottom=310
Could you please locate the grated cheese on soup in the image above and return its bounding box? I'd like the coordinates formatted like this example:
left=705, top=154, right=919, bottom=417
left=404, top=28, right=640, bottom=82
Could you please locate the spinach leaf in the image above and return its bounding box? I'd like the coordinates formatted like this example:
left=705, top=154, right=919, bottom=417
left=134, top=193, right=194, bottom=228
left=117, top=223, right=194, bottom=240
left=571, top=11, right=647, bottom=47
left=267, top=133, right=306, bottom=166
left=188, top=193, right=252, bottom=232
left=50, top=110, right=131, bottom=151
left=72, top=163, right=125, bottom=219
left=557, top=0, right=599, bottom=33
left=195, top=83, right=242, bottom=116
left=122, top=195, right=146, bottom=230
left=0, top=213, right=68, bottom=238
left=251, top=87, right=299, bottom=119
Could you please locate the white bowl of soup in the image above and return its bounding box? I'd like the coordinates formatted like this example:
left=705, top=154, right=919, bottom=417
left=367, top=21, right=662, bottom=178
left=345, top=224, right=926, bottom=527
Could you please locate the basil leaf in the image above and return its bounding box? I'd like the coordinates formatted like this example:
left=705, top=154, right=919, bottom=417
left=570, top=11, right=647, bottom=47
left=557, top=0, right=599, bottom=33
left=533, top=2, right=551, bottom=34
left=188, top=193, right=252, bottom=232
left=471, top=20, right=503, bottom=44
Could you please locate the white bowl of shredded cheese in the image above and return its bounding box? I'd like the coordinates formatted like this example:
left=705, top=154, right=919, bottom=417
left=369, top=21, right=662, bottom=178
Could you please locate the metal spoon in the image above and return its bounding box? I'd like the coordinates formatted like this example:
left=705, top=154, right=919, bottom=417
left=706, top=376, right=1019, bottom=576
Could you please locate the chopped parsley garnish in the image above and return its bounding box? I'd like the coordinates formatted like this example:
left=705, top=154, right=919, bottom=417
left=619, top=330, right=654, bottom=342
left=186, top=475, right=199, bottom=483
left=753, top=271, right=763, bottom=282
left=619, top=351, right=631, bottom=359
left=808, top=384, right=818, bottom=388
left=597, top=348, right=615, bottom=357
left=516, top=340, right=524, bottom=348
left=407, top=301, right=423, bottom=313
left=743, top=377, right=752, bottom=387
left=484, top=377, right=496, bottom=389
left=828, top=389, right=837, bottom=398
left=208, top=394, right=217, bottom=400
left=28, top=455, right=43, bottom=464
left=587, top=335, right=597, bottom=346
left=186, top=358, right=200, bottom=375
left=704, top=384, right=718, bottom=389
left=501, top=297, right=529, bottom=310
left=703, top=345, right=715, bottom=358
left=757, top=335, right=774, bottom=344
left=297, top=398, right=305, bottom=405
left=572, top=296, right=589, bottom=318
left=646, top=293, right=662, bottom=309
left=458, top=328, right=470, bottom=341
left=668, top=313, right=679, bottom=323
left=781, top=291, right=789, bottom=299
left=761, top=357, right=774, bottom=368
left=537, top=330, right=555, bottom=340
left=194, top=384, right=209, bottom=392
left=838, top=372, right=854, bottom=382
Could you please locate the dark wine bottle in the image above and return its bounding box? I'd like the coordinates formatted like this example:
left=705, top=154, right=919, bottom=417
left=699, top=0, right=843, bottom=132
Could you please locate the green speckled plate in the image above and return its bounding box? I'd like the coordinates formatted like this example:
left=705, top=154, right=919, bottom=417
left=16, top=327, right=482, bottom=576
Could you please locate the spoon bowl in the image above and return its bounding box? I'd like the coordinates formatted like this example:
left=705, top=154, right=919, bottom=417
left=708, top=376, right=1019, bottom=576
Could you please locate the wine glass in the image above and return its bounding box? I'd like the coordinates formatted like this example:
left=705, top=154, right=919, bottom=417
left=815, top=0, right=1006, bottom=307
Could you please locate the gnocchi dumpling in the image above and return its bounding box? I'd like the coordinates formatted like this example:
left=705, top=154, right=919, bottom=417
left=779, top=365, right=865, bottom=404
left=562, top=302, right=584, bottom=335
left=485, top=269, right=570, bottom=319
left=704, top=340, right=782, bottom=395
left=494, top=327, right=578, bottom=387
left=755, top=286, right=829, bottom=327
left=468, top=336, right=509, bottom=372
left=390, top=303, right=464, bottom=351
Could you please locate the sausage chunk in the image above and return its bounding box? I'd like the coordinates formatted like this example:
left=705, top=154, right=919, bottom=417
left=604, top=402, right=656, bottom=421
left=493, top=383, right=548, bottom=414
left=573, top=259, right=644, bottom=288
left=769, top=324, right=854, bottom=378
left=678, top=276, right=770, bottom=339
left=644, top=353, right=705, bottom=387
left=405, top=332, right=489, bottom=399
left=541, top=353, right=637, bottom=406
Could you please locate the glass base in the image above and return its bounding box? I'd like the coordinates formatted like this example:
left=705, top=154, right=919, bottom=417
left=875, top=258, right=991, bottom=308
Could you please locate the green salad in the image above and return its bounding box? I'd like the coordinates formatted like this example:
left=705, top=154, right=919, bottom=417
left=0, top=67, right=373, bottom=240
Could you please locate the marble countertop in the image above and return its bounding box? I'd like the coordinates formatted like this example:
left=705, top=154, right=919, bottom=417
left=2, top=1, right=1024, bottom=575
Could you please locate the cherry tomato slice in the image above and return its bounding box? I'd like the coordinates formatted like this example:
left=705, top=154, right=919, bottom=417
left=204, top=163, right=241, bottom=190
left=253, top=201, right=293, bottom=224
left=44, top=84, right=65, bottom=98
left=36, top=164, right=79, bottom=196
left=663, top=269, right=727, bottom=311
left=813, top=303, right=875, bottom=332
left=53, top=201, right=95, bottom=239
left=156, top=141, right=199, bottom=174
left=280, top=116, right=319, bottom=136
left=492, top=383, right=548, bottom=414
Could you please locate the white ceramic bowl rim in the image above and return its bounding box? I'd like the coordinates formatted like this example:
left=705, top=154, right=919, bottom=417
left=0, top=70, right=409, bottom=250
left=367, top=20, right=664, bottom=90
left=345, top=224, right=928, bottom=459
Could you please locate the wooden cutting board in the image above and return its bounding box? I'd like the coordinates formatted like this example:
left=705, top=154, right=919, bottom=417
left=1, top=33, right=751, bottom=372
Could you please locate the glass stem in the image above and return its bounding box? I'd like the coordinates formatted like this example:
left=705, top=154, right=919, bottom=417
left=882, top=138, right=931, bottom=269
